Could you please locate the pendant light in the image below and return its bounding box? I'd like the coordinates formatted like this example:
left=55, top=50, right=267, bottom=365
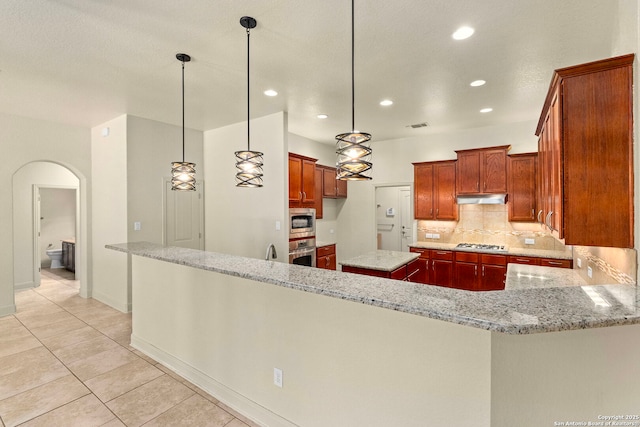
left=235, top=16, right=264, bottom=188
left=335, top=0, right=372, bottom=180
left=171, top=53, right=196, bottom=191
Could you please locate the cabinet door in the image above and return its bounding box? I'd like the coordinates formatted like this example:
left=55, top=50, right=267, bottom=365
left=508, top=154, right=537, bottom=222
left=539, top=258, right=572, bottom=269
left=456, top=151, right=480, bottom=194
left=454, top=261, right=478, bottom=291
left=414, top=163, right=434, bottom=219
left=301, top=159, right=316, bottom=206
left=314, top=167, right=323, bottom=219
left=481, top=264, right=506, bottom=291
left=508, top=255, right=540, bottom=265
left=322, top=167, right=337, bottom=198
left=288, top=155, right=303, bottom=206
left=434, top=162, right=457, bottom=220
left=336, top=177, right=347, bottom=198
left=549, top=87, right=563, bottom=237
left=482, top=149, right=508, bottom=193
left=431, top=259, right=453, bottom=287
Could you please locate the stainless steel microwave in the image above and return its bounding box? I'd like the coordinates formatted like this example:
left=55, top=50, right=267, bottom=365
left=289, top=208, right=316, bottom=239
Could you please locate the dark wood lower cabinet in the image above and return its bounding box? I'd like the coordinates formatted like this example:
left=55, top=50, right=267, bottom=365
left=62, top=241, right=75, bottom=273
left=316, top=244, right=336, bottom=270
left=342, top=258, right=423, bottom=281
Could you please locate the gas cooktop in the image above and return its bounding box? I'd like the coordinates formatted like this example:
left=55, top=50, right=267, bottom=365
left=455, top=243, right=508, bottom=253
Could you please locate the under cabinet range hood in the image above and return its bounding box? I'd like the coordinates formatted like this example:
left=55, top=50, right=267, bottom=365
left=456, top=194, right=508, bottom=205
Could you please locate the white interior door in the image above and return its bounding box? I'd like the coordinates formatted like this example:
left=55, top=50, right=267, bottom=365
left=165, top=180, right=204, bottom=250
left=375, top=186, right=411, bottom=251
left=400, top=188, right=413, bottom=251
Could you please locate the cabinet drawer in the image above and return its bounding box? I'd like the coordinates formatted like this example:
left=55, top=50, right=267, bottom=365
left=481, top=254, right=507, bottom=266
left=455, top=251, right=478, bottom=263
left=391, top=265, right=407, bottom=280
left=409, top=247, right=430, bottom=259
left=406, top=259, right=421, bottom=276
left=540, top=258, right=572, bottom=269
left=316, top=244, right=335, bottom=258
left=508, top=255, right=541, bottom=265
left=431, top=250, right=453, bottom=261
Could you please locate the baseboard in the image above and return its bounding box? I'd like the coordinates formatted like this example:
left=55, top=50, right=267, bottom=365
left=0, top=303, right=17, bottom=317
left=92, top=290, right=130, bottom=313
left=130, top=334, right=298, bottom=427
left=14, top=282, right=36, bottom=291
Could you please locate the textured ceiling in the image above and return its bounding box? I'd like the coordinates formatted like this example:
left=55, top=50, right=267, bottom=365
left=0, top=0, right=620, bottom=143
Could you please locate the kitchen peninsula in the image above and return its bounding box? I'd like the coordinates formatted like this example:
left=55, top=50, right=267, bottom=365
left=108, top=242, right=640, bottom=427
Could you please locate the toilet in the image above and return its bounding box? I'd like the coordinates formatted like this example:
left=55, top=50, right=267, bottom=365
left=46, top=248, right=64, bottom=269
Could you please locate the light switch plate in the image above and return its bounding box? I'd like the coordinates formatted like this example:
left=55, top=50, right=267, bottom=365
left=577, top=258, right=582, bottom=268
left=524, top=238, right=535, bottom=245
left=432, top=233, right=440, bottom=239
left=425, top=233, right=433, bottom=239
left=587, top=266, right=593, bottom=278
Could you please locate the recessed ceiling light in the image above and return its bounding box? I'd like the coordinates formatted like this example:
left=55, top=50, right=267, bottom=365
left=470, top=80, right=486, bottom=87
left=452, top=26, right=475, bottom=40
left=380, top=99, right=393, bottom=106
left=264, top=89, right=278, bottom=97
left=317, top=114, right=328, bottom=119
left=480, top=107, right=493, bottom=113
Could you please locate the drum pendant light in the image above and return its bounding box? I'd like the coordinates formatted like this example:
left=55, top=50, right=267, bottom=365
left=171, top=53, right=196, bottom=191
left=335, top=0, right=372, bottom=180
left=235, top=16, right=264, bottom=188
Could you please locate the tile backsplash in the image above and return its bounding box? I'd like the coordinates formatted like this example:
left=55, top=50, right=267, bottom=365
left=417, top=204, right=637, bottom=285
left=417, top=204, right=564, bottom=250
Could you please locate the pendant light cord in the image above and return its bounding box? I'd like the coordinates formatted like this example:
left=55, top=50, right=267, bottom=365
left=246, top=26, right=251, bottom=151
left=351, top=0, right=355, bottom=133
left=181, top=59, right=185, bottom=162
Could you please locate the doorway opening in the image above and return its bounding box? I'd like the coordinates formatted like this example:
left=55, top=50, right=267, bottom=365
left=375, top=185, right=413, bottom=252
left=12, top=161, right=86, bottom=299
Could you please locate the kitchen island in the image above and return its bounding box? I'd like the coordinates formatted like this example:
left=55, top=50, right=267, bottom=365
left=339, top=250, right=420, bottom=280
left=107, top=242, right=640, bottom=427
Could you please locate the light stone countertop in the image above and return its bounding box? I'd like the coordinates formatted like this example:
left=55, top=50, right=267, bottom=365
left=339, top=250, right=420, bottom=271
left=107, top=242, right=639, bottom=335
left=315, top=241, right=336, bottom=248
left=506, top=264, right=587, bottom=290
left=409, top=242, right=573, bottom=260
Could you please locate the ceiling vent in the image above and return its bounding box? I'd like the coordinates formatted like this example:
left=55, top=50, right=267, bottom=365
left=407, top=122, right=429, bottom=128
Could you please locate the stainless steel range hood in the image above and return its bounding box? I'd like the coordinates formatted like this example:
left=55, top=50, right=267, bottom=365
left=456, top=194, right=508, bottom=205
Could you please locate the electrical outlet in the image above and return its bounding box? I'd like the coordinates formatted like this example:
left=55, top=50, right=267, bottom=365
left=587, top=266, right=593, bottom=278
left=432, top=233, right=440, bottom=239
left=274, top=368, right=283, bottom=388
left=425, top=233, right=433, bottom=239
left=577, top=258, right=582, bottom=268
left=275, top=221, right=281, bottom=231
left=134, top=222, right=141, bottom=231
left=524, top=238, right=535, bottom=245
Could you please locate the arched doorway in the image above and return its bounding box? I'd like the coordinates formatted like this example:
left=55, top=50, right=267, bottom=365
left=12, top=161, right=89, bottom=298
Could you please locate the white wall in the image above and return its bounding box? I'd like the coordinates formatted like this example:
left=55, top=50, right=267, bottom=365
left=127, top=116, right=204, bottom=244
left=39, top=188, right=77, bottom=268
left=338, top=120, right=539, bottom=262
left=1, top=112, right=90, bottom=316
left=12, top=164, right=79, bottom=287
left=91, top=115, right=129, bottom=311
left=203, top=112, right=288, bottom=261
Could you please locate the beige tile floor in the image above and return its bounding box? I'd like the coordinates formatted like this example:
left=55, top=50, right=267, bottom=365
left=0, top=269, right=259, bottom=427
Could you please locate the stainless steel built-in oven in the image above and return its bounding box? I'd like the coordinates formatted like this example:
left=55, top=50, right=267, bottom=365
left=289, top=208, right=316, bottom=239
left=288, top=237, right=316, bottom=267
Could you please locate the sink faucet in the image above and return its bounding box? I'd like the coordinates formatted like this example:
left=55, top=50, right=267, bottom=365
left=265, top=243, right=277, bottom=260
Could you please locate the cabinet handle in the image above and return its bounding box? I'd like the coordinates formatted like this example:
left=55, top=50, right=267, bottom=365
left=430, top=208, right=433, bottom=217
left=299, top=191, right=303, bottom=201
left=431, top=260, right=434, bottom=270
left=537, top=210, right=543, bottom=223
left=482, top=265, right=485, bottom=276
left=547, top=261, right=563, bottom=266
left=436, top=208, right=439, bottom=217
left=515, top=258, right=529, bottom=263
left=474, top=265, right=478, bottom=276
left=545, top=211, right=554, bottom=231
left=476, top=180, right=479, bottom=191
left=531, top=208, right=535, bottom=219
left=484, top=181, right=487, bottom=190
left=302, top=191, right=307, bottom=201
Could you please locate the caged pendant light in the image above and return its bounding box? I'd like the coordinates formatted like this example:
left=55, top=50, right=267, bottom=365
left=235, top=16, right=264, bottom=188
left=171, top=53, right=196, bottom=191
left=335, top=0, right=372, bottom=181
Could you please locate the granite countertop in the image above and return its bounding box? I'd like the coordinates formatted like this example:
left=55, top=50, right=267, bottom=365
left=315, top=241, right=336, bottom=248
left=505, top=264, right=587, bottom=290
left=409, top=242, right=573, bottom=260
left=62, top=238, right=76, bottom=244
left=339, top=250, right=420, bottom=271
left=107, top=242, right=639, bottom=335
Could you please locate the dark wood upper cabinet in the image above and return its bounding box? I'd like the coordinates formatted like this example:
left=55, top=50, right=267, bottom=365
left=508, top=153, right=537, bottom=222
left=455, top=146, right=510, bottom=194
left=413, top=160, right=457, bottom=221
left=320, top=166, right=347, bottom=199
left=535, top=54, right=634, bottom=248
left=289, top=153, right=317, bottom=208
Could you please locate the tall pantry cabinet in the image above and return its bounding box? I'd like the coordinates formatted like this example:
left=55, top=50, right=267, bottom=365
left=535, top=54, right=634, bottom=248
